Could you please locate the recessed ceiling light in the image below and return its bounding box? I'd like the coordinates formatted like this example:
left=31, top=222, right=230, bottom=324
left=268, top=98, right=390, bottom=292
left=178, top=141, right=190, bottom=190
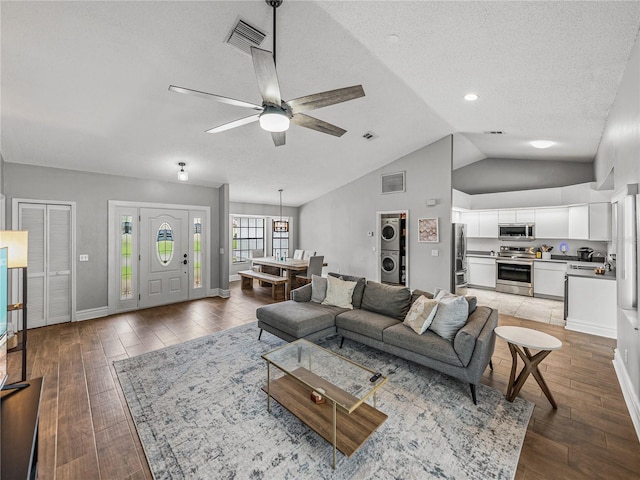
left=464, top=93, right=479, bottom=101
left=387, top=34, right=400, bottom=43
left=530, top=140, right=555, bottom=149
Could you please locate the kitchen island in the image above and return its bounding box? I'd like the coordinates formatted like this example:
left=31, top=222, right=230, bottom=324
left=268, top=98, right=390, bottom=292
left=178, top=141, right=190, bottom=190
left=565, top=268, right=616, bottom=338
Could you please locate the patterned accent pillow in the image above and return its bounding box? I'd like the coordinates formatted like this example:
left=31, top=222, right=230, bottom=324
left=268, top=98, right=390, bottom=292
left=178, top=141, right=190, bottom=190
left=403, top=295, right=439, bottom=334
left=429, top=290, right=469, bottom=341
left=310, top=275, right=327, bottom=303
left=322, top=275, right=357, bottom=309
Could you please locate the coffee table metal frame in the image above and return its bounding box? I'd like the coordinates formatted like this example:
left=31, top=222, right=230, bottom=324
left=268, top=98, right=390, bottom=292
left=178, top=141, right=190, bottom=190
left=262, top=339, right=388, bottom=469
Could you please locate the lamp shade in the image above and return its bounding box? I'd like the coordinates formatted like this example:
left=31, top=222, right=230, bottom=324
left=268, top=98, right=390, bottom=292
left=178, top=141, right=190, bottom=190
left=0, top=231, right=29, bottom=268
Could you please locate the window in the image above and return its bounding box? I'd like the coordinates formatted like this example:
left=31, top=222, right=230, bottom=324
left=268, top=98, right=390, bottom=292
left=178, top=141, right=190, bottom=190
left=232, top=216, right=264, bottom=263
left=156, top=222, right=174, bottom=265
left=193, top=217, right=202, bottom=288
left=120, top=215, right=133, bottom=300
left=272, top=219, right=289, bottom=259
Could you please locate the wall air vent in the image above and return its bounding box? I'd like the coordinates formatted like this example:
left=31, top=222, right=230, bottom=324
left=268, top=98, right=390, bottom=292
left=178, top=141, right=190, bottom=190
left=226, top=19, right=266, bottom=55
left=381, top=171, right=405, bottom=195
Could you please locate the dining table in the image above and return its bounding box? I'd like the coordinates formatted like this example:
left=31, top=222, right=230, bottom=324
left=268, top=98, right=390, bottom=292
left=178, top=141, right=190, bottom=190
left=251, top=257, right=318, bottom=297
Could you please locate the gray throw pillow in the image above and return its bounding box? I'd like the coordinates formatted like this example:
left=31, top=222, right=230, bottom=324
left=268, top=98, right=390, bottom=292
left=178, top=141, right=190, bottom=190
left=361, top=281, right=411, bottom=321
left=429, top=290, right=469, bottom=341
left=431, top=289, right=477, bottom=315
left=310, top=275, right=327, bottom=303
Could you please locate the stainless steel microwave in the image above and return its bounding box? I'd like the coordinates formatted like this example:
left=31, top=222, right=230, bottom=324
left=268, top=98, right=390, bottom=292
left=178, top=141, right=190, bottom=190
left=498, top=223, right=535, bottom=241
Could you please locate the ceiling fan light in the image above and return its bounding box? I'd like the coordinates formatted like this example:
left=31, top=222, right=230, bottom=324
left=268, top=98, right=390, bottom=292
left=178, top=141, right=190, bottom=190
left=259, top=108, right=290, bottom=132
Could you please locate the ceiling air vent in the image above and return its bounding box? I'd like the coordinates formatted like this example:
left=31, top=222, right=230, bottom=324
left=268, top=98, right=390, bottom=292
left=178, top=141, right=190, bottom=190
left=362, top=131, right=377, bottom=140
left=483, top=130, right=505, bottom=135
left=381, top=171, right=405, bottom=195
left=226, top=19, right=266, bottom=55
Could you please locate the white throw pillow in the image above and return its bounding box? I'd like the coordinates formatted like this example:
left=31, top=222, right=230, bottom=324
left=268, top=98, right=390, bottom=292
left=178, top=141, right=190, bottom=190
left=310, top=275, right=328, bottom=303
left=429, top=291, right=469, bottom=341
left=322, top=275, right=357, bottom=309
left=403, top=295, right=439, bottom=334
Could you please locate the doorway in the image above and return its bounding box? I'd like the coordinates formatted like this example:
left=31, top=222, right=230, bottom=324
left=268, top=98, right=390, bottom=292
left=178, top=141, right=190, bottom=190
left=109, top=201, right=209, bottom=314
left=377, top=210, right=409, bottom=287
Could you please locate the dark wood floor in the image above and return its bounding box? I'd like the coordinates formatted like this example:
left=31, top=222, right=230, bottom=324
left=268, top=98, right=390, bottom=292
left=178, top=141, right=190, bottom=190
left=6, top=282, right=640, bottom=479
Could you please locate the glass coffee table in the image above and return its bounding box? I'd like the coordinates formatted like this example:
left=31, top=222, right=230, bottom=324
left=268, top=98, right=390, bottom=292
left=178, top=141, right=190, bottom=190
left=262, top=339, right=388, bottom=469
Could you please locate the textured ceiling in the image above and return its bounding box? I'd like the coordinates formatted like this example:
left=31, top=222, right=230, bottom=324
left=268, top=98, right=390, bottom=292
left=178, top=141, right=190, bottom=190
left=2, top=1, right=639, bottom=206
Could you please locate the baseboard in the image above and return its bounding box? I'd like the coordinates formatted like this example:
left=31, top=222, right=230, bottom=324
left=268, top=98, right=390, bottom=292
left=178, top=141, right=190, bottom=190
left=613, top=349, right=640, bottom=442
left=229, top=274, right=241, bottom=282
left=208, top=288, right=230, bottom=298
left=564, top=317, right=616, bottom=339
left=75, top=306, right=110, bottom=322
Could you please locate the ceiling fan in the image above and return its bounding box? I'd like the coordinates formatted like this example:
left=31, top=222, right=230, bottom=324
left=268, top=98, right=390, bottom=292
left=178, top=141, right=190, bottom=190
left=169, top=0, right=365, bottom=147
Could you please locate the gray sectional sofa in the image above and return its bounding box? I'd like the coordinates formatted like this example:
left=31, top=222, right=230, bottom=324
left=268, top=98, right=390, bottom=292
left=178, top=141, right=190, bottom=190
left=256, top=273, right=498, bottom=404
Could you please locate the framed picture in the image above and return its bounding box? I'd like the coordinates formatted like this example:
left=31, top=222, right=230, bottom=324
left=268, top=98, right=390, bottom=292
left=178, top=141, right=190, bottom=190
left=418, top=218, right=439, bottom=243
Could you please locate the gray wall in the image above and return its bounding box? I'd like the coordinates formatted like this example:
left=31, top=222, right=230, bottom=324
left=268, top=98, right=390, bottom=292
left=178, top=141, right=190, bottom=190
left=228, top=201, right=299, bottom=277
left=299, top=135, right=453, bottom=293
left=595, top=35, right=640, bottom=404
left=453, top=158, right=594, bottom=195
left=3, top=163, right=224, bottom=311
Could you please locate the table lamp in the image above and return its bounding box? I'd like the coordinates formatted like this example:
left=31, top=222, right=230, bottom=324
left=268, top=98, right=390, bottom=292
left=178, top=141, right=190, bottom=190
left=0, top=230, right=29, bottom=382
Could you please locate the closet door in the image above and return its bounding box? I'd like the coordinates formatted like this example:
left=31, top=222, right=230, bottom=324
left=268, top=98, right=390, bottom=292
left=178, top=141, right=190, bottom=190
left=19, top=203, right=72, bottom=328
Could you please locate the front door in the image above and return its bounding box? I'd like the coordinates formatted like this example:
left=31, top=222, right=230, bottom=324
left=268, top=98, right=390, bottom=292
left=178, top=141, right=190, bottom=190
left=139, top=208, right=189, bottom=308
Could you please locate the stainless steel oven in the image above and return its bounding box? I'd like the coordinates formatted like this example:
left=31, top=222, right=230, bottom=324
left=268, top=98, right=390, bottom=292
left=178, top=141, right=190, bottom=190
left=495, top=246, right=535, bottom=296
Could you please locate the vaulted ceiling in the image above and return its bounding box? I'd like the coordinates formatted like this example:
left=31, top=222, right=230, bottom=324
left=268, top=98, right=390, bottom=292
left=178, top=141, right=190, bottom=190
left=2, top=1, right=639, bottom=206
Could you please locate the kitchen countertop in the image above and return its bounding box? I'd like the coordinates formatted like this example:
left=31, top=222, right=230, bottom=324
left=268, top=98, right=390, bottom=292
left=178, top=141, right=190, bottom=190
left=566, top=268, right=616, bottom=280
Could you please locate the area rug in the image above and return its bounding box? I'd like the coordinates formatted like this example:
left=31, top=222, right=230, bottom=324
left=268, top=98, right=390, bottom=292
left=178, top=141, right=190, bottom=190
left=114, top=323, right=533, bottom=479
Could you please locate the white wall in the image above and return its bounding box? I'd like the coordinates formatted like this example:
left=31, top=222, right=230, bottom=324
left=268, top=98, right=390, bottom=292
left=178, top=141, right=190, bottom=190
left=299, top=135, right=453, bottom=293
left=3, top=163, right=226, bottom=311
left=595, top=33, right=640, bottom=433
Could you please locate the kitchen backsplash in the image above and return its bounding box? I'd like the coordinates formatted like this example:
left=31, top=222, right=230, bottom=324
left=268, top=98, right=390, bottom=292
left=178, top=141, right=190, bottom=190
left=467, top=238, right=609, bottom=258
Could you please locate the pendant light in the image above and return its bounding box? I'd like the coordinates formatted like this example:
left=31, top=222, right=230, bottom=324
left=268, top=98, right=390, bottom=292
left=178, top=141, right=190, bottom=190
left=177, top=162, right=188, bottom=181
left=273, top=189, right=289, bottom=232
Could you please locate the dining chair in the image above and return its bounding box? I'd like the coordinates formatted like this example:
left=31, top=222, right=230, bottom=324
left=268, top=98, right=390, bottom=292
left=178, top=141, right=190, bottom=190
left=293, top=249, right=304, bottom=259
left=302, top=250, right=316, bottom=260
left=295, top=255, right=324, bottom=287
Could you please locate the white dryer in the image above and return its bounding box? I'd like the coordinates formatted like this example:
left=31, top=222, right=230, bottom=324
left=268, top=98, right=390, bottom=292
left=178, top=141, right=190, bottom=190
left=381, top=250, right=400, bottom=284
left=381, top=217, right=401, bottom=250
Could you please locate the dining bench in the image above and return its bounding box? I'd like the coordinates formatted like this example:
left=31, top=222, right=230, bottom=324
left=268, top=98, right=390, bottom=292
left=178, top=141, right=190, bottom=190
left=238, top=270, right=288, bottom=300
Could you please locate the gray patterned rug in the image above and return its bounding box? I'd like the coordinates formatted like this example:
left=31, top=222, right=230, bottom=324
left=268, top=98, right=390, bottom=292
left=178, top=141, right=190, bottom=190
left=114, top=322, right=533, bottom=479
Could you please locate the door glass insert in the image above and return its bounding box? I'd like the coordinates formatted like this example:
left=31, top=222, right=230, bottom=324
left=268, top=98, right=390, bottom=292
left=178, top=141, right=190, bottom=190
left=121, top=215, right=133, bottom=299
left=193, top=217, right=202, bottom=288
left=156, top=222, right=174, bottom=265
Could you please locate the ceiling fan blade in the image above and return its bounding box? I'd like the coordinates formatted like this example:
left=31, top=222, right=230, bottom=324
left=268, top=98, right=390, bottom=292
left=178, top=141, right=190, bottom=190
left=271, top=131, right=286, bottom=147
left=286, top=85, right=365, bottom=114
left=169, top=85, right=262, bottom=110
left=250, top=47, right=282, bottom=106
left=291, top=114, right=346, bottom=137
left=205, top=114, right=260, bottom=133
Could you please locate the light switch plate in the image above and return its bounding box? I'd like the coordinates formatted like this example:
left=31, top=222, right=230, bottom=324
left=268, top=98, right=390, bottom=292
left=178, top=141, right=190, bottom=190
left=431, top=250, right=439, bottom=257
left=79, top=254, right=89, bottom=262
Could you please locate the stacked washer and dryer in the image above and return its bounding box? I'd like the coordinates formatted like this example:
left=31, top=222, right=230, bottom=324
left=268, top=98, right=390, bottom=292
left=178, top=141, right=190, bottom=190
left=381, top=216, right=403, bottom=284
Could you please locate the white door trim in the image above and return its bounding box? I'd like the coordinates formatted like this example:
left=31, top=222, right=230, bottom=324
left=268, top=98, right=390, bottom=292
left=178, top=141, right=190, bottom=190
left=108, top=200, right=211, bottom=315
left=11, top=197, right=77, bottom=324
left=376, top=210, right=409, bottom=289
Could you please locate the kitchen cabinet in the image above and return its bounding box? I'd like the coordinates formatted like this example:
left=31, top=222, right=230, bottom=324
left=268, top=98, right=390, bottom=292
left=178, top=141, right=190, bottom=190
left=534, top=207, right=569, bottom=239
left=566, top=274, right=617, bottom=338
left=588, top=203, right=611, bottom=241
left=498, top=209, right=535, bottom=224
left=460, top=211, right=479, bottom=237
left=468, top=256, right=496, bottom=288
left=477, top=211, right=499, bottom=238
left=533, top=261, right=567, bottom=298
left=568, top=205, right=589, bottom=239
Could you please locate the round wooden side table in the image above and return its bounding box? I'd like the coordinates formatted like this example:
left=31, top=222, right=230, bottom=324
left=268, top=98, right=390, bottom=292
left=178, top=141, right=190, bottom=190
left=494, top=326, right=562, bottom=408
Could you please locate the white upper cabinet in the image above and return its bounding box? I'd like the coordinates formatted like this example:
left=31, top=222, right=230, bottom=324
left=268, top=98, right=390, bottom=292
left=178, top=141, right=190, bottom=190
left=477, top=211, right=499, bottom=238
left=535, top=207, right=569, bottom=238
left=499, top=209, right=536, bottom=223
left=588, top=203, right=611, bottom=241
left=460, top=211, right=479, bottom=237
left=568, top=204, right=589, bottom=239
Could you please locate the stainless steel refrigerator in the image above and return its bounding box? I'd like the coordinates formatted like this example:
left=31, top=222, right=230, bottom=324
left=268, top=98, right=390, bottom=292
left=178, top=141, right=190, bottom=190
left=451, top=223, right=468, bottom=295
